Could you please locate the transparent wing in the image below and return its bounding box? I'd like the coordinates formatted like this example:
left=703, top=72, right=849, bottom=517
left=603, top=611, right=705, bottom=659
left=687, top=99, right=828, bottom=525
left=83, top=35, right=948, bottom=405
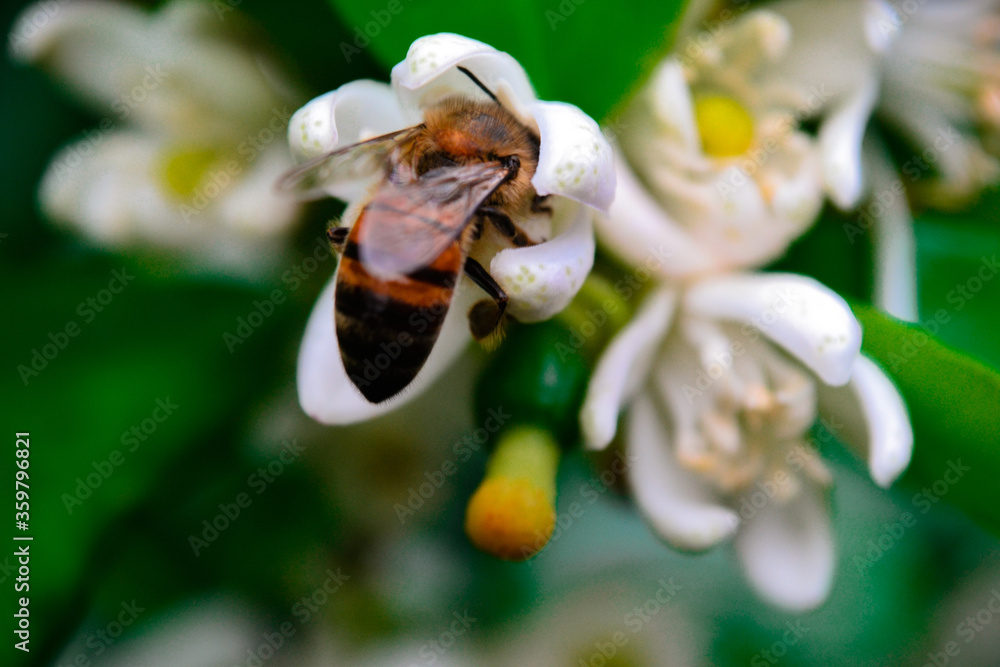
left=276, top=128, right=417, bottom=200
left=358, top=162, right=511, bottom=278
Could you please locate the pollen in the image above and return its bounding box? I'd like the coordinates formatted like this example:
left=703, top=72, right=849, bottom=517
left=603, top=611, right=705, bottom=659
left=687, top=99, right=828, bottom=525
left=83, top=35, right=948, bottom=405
left=158, top=145, right=221, bottom=200
left=694, top=95, right=755, bottom=158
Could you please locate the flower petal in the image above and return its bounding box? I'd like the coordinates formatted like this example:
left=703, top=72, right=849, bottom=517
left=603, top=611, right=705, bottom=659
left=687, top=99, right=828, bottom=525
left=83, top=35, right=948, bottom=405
left=642, top=58, right=700, bottom=154
left=40, top=131, right=166, bottom=244
left=391, top=33, right=537, bottom=123
left=861, top=0, right=902, bottom=53
left=768, top=0, right=893, bottom=102
left=11, top=1, right=147, bottom=108
left=734, top=483, right=835, bottom=611
left=529, top=101, right=616, bottom=212
left=12, top=0, right=284, bottom=141
left=39, top=131, right=292, bottom=277
left=287, top=81, right=407, bottom=160
left=818, top=71, right=879, bottom=209
left=286, top=81, right=408, bottom=201
left=627, top=394, right=740, bottom=551
left=215, top=143, right=301, bottom=238
left=296, top=271, right=475, bottom=425
left=489, top=202, right=593, bottom=322
left=818, top=355, right=913, bottom=487
left=598, top=150, right=720, bottom=279
left=764, top=0, right=894, bottom=210
left=88, top=599, right=262, bottom=667
left=684, top=273, right=862, bottom=386
left=866, top=139, right=918, bottom=321
left=580, top=286, right=678, bottom=449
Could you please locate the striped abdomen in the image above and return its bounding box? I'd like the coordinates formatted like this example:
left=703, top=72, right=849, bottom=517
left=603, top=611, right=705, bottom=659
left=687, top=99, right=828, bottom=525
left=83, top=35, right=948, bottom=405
left=334, top=217, right=464, bottom=404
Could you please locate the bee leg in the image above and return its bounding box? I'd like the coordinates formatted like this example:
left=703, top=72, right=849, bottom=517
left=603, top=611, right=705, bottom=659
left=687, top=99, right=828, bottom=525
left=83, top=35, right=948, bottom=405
left=464, top=257, right=509, bottom=347
left=531, top=194, right=553, bottom=216
left=326, top=225, right=349, bottom=253
left=479, top=207, right=537, bottom=247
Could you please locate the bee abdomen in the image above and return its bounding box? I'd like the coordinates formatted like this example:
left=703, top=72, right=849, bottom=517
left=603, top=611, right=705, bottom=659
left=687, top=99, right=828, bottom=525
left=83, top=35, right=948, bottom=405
left=334, top=255, right=457, bottom=404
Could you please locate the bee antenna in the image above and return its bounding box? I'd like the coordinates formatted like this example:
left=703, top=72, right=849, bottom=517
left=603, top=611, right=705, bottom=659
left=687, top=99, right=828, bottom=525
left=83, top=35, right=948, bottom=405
left=457, top=66, right=500, bottom=105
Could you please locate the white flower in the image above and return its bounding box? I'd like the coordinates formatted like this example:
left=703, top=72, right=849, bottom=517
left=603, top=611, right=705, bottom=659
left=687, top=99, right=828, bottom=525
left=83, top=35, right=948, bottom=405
left=52, top=597, right=339, bottom=667
left=490, top=580, right=699, bottom=666
left=580, top=273, right=913, bottom=610
left=603, top=2, right=895, bottom=280
left=762, top=0, right=902, bottom=209
left=292, top=33, right=615, bottom=423
left=878, top=0, right=1000, bottom=204
left=607, top=9, right=823, bottom=278
left=10, top=0, right=303, bottom=276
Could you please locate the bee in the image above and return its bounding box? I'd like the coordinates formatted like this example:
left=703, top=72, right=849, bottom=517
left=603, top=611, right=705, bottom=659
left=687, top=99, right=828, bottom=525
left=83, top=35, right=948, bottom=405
left=279, top=68, right=551, bottom=404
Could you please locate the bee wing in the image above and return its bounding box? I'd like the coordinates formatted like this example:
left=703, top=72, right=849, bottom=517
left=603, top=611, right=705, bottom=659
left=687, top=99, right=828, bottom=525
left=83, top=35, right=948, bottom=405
left=276, top=128, right=417, bottom=200
left=358, top=162, right=511, bottom=278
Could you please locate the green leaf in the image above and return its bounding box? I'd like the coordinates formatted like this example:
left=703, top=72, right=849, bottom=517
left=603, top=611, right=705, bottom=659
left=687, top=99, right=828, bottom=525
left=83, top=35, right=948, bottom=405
left=325, top=0, right=690, bottom=121
left=914, top=190, right=1000, bottom=371
left=0, top=253, right=296, bottom=661
left=853, top=305, right=1000, bottom=536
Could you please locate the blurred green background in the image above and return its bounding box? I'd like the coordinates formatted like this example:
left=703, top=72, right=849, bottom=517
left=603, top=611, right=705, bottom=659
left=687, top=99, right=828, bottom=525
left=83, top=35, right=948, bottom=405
left=2, top=0, right=1000, bottom=665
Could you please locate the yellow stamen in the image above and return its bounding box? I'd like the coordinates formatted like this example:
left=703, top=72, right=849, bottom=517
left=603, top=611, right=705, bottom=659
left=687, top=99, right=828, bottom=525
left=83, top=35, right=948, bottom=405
left=465, top=426, right=559, bottom=561
left=694, top=95, right=755, bottom=158
left=158, top=145, right=222, bottom=200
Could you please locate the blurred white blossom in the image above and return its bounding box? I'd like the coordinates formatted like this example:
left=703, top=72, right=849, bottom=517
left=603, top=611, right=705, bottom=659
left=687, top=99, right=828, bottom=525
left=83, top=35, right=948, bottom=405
left=763, top=0, right=902, bottom=209
left=52, top=597, right=341, bottom=667
left=879, top=0, right=1000, bottom=205
left=861, top=0, right=1000, bottom=320
left=488, top=580, right=699, bottom=666
left=10, top=0, right=303, bottom=277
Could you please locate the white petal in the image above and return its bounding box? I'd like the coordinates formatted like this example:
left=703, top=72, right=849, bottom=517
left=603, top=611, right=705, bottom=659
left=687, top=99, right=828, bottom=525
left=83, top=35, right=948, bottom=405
left=866, top=139, right=918, bottom=321
left=819, top=72, right=879, bottom=209
left=39, top=131, right=291, bottom=278
left=215, top=143, right=302, bottom=238
left=580, top=286, right=678, bottom=449
left=530, top=101, right=616, bottom=212
left=694, top=165, right=782, bottom=266
left=684, top=273, right=862, bottom=386
left=296, top=272, right=474, bottom=425
left=627, top=395, right=740, bottom=551
left=818, top=355, right=913, bottom=487
left=89, top=599, right=258, bottom=667
left=734, top=483, right=835, bottom=611
left=39, top=131, right=209, bottom=248
left=40, top=131, right=164, bottom=244
left=768, top=0, right=889, bottom=103
left=391, top=33, right=537, bottom=123
left=768, top=134, right=826, bottom=231
left=286, top=82, right=408, bottom=201
left=287, top=81, right=407, bottom=161
left=10, top=1, right=147, bottom=104
left=643, top=58, right=700, bottom=155
left=598, top=150, right=720, bottom=279
left=862, top=0, right=902, bottom=53
left=489, top=203, right=593, bottom=322
left=12, top=0, right=283, bottom=140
